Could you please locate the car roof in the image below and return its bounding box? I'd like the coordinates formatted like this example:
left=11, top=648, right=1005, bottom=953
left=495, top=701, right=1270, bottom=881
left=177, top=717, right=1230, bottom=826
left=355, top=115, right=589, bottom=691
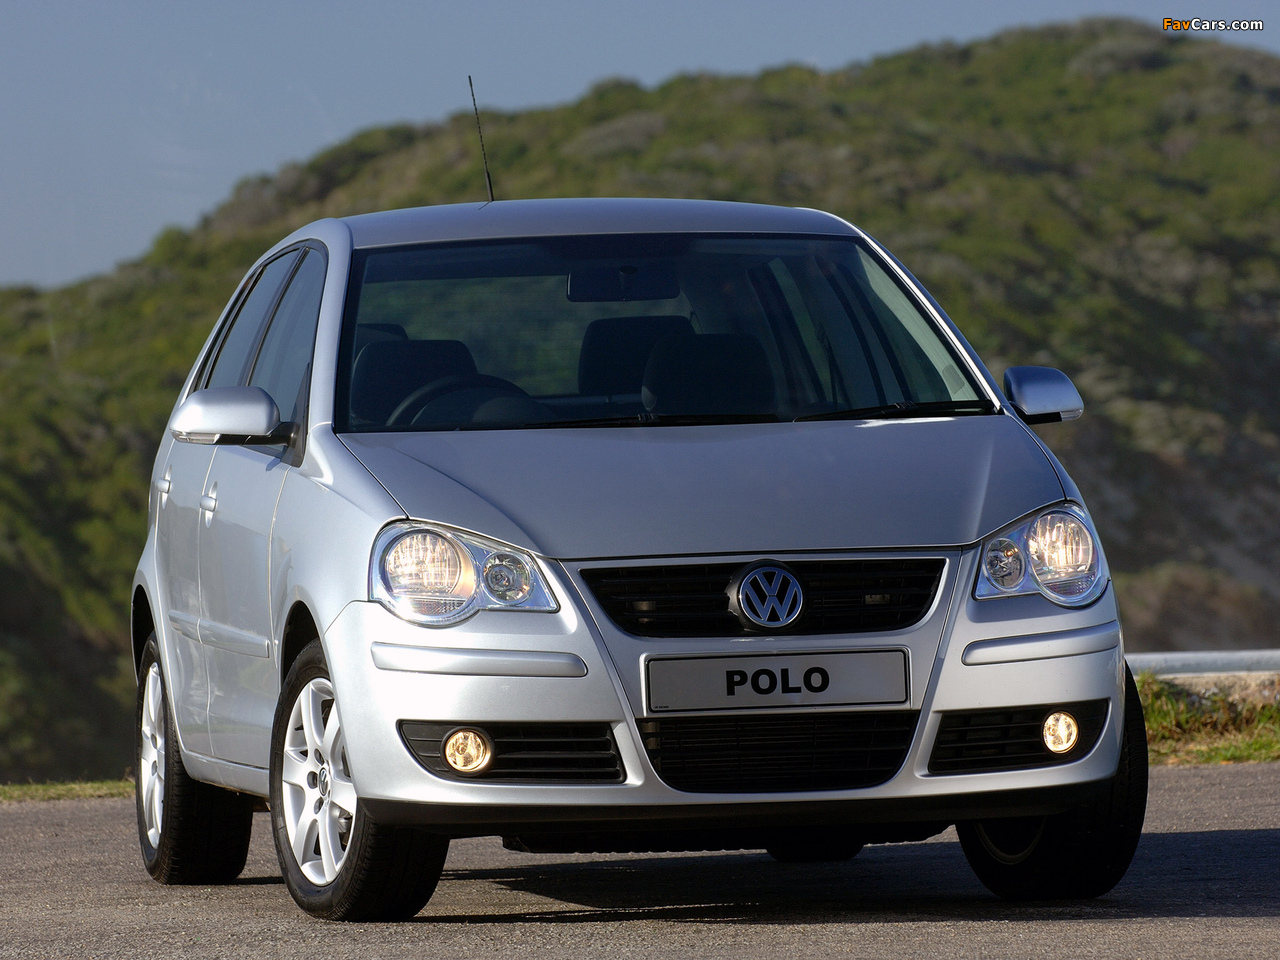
left=340, top=197, right=861, bottom=248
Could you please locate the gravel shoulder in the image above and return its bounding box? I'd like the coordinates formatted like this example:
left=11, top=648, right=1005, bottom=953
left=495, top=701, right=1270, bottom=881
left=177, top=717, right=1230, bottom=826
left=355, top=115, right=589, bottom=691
left=2, top=763, right=1279, bottom=959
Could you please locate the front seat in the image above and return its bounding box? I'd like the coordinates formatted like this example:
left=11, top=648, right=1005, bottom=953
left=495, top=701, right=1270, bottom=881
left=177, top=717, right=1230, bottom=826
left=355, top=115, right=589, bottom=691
left=577, top=315, right=695, bottom=398
left=349, top=339, right=478, bottom=425
left=640, top=334, right=775, bottom=416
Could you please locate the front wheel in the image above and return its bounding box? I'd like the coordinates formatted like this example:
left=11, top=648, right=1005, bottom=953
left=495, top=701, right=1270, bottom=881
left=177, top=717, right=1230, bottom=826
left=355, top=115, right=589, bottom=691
left=135, top=635, right=254, bottom=883
left=957, top=666, right=1149, bottom=900
left=270, top=640, right=449, bottom=921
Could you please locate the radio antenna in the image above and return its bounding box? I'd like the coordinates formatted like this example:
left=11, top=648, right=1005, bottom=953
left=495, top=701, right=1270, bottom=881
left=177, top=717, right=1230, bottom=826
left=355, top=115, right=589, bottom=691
left=468, top=76, right=495, bottom=203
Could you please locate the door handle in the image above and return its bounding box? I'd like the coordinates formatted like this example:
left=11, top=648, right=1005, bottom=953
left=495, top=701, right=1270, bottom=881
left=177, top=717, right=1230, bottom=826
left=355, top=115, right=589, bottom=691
left=199, top=493, right=217, bottom=513
left=155, top=477, right=171, bottom=495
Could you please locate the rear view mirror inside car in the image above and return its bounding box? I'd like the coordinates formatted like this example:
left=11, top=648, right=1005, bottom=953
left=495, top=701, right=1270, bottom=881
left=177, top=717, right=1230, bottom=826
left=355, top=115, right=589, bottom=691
left=567, top=262, right=680, bottom=301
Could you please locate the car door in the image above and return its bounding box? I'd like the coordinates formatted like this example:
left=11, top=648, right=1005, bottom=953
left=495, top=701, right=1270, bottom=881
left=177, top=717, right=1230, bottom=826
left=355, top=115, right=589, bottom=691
left=155, top=250, right=300, bottom=756
left=202, top=246, right=326, bottom=767
left=154, top=436, right=216, bottom=756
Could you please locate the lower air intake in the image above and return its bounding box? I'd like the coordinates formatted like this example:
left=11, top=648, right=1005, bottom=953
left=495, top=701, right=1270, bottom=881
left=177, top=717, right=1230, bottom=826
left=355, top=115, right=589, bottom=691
left=638, top=711, right=919, bottom=793
left=928, top=699, right=1110, bottom=774
left=400, top=721, right=625, bottom=783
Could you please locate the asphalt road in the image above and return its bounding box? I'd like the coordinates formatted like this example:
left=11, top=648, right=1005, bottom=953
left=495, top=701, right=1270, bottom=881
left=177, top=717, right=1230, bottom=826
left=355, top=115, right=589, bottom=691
left=3, top=763, right=1279, bottom=959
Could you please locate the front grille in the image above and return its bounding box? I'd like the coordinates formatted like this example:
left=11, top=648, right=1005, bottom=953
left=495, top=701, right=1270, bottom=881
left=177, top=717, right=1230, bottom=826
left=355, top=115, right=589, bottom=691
left=581, top=559, right=944, bottom=638
left=638, top=711, right=919, bottom=793
left=928, top=700, right=1110, bottom=774
left=399, top=721, right=625, bottom=783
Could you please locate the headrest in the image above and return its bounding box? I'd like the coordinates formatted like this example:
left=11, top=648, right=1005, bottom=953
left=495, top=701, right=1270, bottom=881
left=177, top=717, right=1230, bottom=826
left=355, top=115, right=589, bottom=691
left=641, top=334, right=775, bottom=416
left=577, top=315, right=694, bottom=396
left=350, top=339, right=477, bottom=424
left=353, top=323, right=407, bottom=357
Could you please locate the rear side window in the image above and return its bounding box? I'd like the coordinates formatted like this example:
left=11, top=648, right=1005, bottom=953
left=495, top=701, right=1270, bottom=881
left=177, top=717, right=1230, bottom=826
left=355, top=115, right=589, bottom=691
left=249, top=248, right=326, bottom=423
left=204, top=251, right=300, bottom=390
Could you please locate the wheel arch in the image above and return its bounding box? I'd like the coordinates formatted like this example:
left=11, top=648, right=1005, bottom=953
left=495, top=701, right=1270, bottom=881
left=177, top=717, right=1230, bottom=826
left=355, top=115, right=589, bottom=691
left=132, top=585, right=157, bottom=678
left=281, top=601, right=321, bottom=682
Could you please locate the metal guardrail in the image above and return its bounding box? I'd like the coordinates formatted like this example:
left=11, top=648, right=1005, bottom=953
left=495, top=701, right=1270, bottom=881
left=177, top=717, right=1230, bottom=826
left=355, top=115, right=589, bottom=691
left=1126, top=650, right=1280, bottom=676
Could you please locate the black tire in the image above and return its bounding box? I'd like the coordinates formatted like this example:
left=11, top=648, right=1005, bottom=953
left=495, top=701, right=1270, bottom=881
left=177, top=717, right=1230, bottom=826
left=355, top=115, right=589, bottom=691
left=957, top=666, right=1148, bottom=900
left=269, top=640, right=449, bottom=921
left=135, top=635, right=255, bottom=884
left=766, top=834, right=865, bottom=863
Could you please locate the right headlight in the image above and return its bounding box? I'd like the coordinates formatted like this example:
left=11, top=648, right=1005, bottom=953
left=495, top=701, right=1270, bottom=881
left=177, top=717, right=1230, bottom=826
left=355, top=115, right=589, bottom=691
left=975, top=503, right=1108, bottom=607
left=370, top=522, right=558, bottom=626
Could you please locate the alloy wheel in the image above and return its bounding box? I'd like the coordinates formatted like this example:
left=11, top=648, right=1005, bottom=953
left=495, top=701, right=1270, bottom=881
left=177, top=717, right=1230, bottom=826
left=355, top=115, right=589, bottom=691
left=138, top=661, right=166, bottom=848
left=280, top=678, right=357, bottom=885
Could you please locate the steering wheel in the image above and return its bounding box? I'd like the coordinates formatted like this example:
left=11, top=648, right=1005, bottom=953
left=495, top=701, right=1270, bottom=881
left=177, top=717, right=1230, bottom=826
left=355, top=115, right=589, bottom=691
left=387, top=374, right=531, bottom=426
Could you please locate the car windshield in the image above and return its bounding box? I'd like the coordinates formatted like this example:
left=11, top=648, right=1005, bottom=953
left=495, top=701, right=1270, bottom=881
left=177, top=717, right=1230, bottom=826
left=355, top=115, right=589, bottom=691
left=335, top=234, right=991, bottom=432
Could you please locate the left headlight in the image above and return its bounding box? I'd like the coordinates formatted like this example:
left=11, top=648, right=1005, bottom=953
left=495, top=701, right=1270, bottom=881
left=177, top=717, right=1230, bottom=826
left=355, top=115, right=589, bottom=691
left=975, top=503, right=1108, bottom=607
left=370, top=522, right=558, bottom=626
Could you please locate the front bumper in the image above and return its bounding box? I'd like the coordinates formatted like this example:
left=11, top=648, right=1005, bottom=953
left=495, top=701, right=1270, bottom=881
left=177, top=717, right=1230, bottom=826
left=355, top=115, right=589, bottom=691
left=323, top=549, right=1126, bottom=834
left=363, top=780, right=1112, bottom=841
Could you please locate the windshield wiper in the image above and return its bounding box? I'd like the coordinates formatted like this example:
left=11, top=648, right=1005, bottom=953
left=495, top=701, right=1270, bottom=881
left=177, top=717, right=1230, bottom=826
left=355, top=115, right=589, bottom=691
left=518, top=415, right=651, bottom=428
left=642, top=412, right=780, bottom=426
left=793, top=399, right=995, bottom=422
left=519, top=412, right=781, bottom=429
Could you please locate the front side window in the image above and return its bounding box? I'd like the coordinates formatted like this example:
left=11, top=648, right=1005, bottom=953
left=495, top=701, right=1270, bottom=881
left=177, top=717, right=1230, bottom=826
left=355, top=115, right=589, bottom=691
left=335, top=235, right=989, bottom=432
left=204, top=250, right=300, bottom=390
left=249, top=247, right=326, bottom=423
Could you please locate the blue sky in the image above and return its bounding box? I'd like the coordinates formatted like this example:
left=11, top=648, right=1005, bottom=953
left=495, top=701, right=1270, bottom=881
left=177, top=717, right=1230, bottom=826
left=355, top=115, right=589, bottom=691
left=2, top=0, right=1274, bottom=287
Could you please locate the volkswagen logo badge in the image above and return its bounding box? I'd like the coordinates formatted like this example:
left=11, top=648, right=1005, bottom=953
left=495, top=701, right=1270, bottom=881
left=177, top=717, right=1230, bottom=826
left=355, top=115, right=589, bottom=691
left=729, top=562, right=804, bottom=630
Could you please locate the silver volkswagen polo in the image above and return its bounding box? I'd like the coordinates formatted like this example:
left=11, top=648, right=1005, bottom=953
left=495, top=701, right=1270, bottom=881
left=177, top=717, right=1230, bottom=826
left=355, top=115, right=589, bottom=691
left=131, top=198, right=1146, bottom=920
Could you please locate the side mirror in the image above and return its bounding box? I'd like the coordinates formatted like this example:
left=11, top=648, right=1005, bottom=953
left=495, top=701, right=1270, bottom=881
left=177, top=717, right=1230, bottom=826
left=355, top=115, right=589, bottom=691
left=1003, top=366, right=1083, bottom=425
left=170, top=386, right=285, bottom=444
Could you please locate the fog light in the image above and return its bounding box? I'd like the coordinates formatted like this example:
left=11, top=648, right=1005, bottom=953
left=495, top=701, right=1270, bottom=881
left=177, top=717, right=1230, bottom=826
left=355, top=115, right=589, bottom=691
left=443, top=728, right=492, bottom=774
left=1042, top=712, right=1079, bottom=754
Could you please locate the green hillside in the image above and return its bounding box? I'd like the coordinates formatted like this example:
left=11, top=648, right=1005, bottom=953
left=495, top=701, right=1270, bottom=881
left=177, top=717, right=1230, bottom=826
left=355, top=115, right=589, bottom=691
left=2, top=18, right=1278, bottom=781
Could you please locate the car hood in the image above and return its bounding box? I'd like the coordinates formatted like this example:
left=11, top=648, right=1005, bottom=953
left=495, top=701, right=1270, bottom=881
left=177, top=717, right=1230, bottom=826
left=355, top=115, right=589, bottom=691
left=340, top=416, right=1064, bottom=559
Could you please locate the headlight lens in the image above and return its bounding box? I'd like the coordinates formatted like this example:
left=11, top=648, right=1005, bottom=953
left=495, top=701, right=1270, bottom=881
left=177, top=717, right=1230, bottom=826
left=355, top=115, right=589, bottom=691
left=982, top=538, right=1025, bottom=590
left=383, top=531, right=474, bottom=618
left=371, top=522, right=557, bottom=626
left=975, top=504, right=1106, bottom=607
left=482, top=553, right=532, bottom=603
left=1027, top=512, right=1097, bottom=601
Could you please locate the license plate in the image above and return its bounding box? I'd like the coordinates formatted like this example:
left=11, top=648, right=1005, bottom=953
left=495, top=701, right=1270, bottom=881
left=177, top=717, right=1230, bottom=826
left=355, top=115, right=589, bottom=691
left=646, top=650, right=908, bottom=712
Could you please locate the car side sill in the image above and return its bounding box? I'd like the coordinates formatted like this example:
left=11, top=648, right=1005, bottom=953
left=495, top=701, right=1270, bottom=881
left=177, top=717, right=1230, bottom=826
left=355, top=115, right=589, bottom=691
left=182, top=751, right=269, bottom=797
